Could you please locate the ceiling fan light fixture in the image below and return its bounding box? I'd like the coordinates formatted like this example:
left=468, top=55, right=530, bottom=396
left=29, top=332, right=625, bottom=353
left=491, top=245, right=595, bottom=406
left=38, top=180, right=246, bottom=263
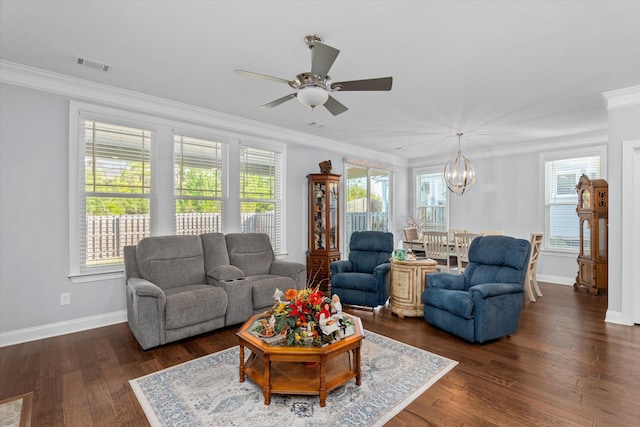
left=297, top=85, right=329, bottom=108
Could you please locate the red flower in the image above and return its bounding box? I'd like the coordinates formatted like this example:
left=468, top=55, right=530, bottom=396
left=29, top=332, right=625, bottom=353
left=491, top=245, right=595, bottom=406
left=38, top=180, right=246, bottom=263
left=309, top=291, right=324, bottom=307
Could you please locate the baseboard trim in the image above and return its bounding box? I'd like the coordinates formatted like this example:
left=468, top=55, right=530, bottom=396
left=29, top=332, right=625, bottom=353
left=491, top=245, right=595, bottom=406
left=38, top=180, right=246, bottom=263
left=537, top=274, right=574, bottom=286
left=0, top=311, right=127, bottom=347
left=605, top=309, right=633, bottom=326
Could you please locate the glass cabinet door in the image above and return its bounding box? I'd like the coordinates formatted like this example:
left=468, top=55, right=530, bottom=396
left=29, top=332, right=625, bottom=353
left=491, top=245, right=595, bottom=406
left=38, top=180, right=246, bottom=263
left=598, top=217, right=607, bottom=259
left=581, top=219, right=590, bottom=257
left=581, top=189, right=591, bottom=209
left=312, top=182, right=326, bottom=250
left=329, top=181, right=338, bottom=249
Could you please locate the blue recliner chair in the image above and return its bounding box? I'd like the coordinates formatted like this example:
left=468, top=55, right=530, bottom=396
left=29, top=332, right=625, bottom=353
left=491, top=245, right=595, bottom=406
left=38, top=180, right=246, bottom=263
left=330, top=231, right=394, bottom=308
left=422, top=235, right=531, bottom=343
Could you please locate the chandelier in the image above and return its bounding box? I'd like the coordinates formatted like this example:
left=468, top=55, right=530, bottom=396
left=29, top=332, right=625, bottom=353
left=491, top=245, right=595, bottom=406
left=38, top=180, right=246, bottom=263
left=443, top=132, right=476, bottom=196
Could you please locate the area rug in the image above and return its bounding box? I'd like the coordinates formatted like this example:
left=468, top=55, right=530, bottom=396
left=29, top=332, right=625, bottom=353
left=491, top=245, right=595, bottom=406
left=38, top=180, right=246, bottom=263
left=0, top=392, right=33, bottom=427
left=130, top=331, right=457, bottom=427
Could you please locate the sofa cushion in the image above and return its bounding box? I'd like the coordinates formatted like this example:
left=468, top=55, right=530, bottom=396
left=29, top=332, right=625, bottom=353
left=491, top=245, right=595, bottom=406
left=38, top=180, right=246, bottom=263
left=423, top=287, right=474, bottom=319
left=201, top=233, right=231, bottom=272
left=249, top=275, right=295, bottom=310
left=331, top=272, right=380, bottom=293
left=464, top=236, right=531, bottom=289
left=164, top=284, right=228, bottom=330
left=348, top=231, right=394, bottom=273
left=136, top=235, right=205, bottom=290
left=226, top=233, right=275, bottom=277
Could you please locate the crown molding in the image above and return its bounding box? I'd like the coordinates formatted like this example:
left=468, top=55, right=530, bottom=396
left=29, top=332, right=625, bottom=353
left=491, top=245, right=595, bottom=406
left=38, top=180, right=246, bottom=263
left=0, top=60, right=406, bottom=166
left=602, top=85, right=640, bottom=109
left=408, top=130, right=608, bottom=168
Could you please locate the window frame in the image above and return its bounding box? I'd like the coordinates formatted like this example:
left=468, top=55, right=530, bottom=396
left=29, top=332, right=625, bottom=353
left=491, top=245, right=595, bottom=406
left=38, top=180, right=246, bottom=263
left=412, top=166, right=450, bottom=233
left=239, top=140, right=286, bottom=256
left=539, top=146, right=607, bottom=253
left=173, top=132, right=228, bottom=236
left=343, top=159, right=394, bottom=253
left=69, top=102, right=286, bottom=281
left=69, top=104, right=162, bottom=280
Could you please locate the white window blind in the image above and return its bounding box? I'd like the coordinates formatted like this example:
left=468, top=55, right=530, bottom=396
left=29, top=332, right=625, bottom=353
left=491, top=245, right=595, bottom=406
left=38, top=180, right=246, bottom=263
left=544, top=153, right=601, bottom=251
left=415, top=171, right=448, bottom=232
left=174, top=135, right=226, bottom=235
left=80, top=119, right=152, bottom=271
left=239, top=145, right=283, bottom=254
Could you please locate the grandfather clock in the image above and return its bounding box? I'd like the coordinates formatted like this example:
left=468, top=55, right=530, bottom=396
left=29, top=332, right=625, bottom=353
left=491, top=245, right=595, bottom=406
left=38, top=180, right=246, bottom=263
left=307, top=173, right=341, bottom=294
left=574, top=174, right=608, bottom=295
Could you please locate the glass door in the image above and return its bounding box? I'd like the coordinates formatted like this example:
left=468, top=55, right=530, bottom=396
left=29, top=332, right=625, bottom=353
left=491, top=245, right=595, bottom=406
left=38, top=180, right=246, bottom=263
left=345, top=164, right=392, bottom=254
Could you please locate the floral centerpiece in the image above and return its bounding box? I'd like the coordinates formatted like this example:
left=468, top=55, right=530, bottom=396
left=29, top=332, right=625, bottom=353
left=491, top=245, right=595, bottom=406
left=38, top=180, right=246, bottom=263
left=275, top=286, right=326, bottom=345
left=252, top=286, right=340, bottom=345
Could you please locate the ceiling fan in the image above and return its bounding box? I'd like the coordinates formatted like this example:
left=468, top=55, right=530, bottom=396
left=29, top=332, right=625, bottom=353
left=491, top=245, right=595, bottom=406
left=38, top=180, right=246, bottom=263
left=234, top=35, right=393, bottom=116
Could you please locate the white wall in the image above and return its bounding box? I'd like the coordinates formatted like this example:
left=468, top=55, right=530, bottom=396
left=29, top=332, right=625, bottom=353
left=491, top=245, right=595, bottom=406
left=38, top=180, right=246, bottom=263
left=0, top=84, right=128, bottom=336
left=2, top=75, right=633, bottom=345
left=285, top=145, right=410, bottom=264
left=412, top=145, right=605, bottom=284
left=0, top=81, right=409, bottom=344
left=606, top=102, right=640, bottom=319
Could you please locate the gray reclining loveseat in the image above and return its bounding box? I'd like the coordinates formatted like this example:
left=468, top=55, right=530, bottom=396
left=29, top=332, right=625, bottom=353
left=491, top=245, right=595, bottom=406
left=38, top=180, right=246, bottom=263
left=124, top=232, right=305, bottom=349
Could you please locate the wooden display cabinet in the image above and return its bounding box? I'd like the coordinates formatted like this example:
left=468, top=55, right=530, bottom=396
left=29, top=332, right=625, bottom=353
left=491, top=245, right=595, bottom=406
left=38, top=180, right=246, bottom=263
left=307, top=173, right=341, bottom=294
left=574, top=174, right=608, bottom=295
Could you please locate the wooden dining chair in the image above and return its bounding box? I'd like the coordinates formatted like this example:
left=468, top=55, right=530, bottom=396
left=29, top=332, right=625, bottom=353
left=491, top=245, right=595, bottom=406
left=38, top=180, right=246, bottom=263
left=448, top=228, right=470, bottom=242
left=422, top=231, right=451, bottom=272
left=525, top=233, right=544, bottom=302
left=454, top=232, right=481, bottom=273
left=403, top=227, right=425, bottom=257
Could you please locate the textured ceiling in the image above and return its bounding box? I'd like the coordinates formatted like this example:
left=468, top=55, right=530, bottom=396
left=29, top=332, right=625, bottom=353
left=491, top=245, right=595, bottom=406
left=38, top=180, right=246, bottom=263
left=1, top=0, right=639, bottom=162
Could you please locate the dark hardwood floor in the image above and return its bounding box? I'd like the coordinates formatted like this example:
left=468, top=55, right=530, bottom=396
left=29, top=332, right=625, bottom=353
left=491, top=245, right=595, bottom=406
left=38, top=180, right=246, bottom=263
left=1, top=283, right=638, bottom=426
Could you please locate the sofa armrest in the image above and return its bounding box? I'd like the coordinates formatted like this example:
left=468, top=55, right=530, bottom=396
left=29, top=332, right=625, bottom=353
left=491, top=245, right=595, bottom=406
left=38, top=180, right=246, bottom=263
left=127, top=278, right=166, bottom=299
left=373, top=262, right=391, bottom=278
left=126, top=278, right=166, bottom=350
left=426, top=272, right=466, bottom=290
left=469, top=282, right=523, bottom=299
left=207, top=265, right=244, bottom=282
left=330, top=260, right=352, bottom=275
left=269, top=260, right=305, bottom=279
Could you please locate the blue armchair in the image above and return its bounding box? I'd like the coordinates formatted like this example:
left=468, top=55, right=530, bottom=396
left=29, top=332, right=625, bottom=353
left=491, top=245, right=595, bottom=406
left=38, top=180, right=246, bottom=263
left=330, top=231, right=394, bottom=308
left=422, top=235, right=531, bottom=343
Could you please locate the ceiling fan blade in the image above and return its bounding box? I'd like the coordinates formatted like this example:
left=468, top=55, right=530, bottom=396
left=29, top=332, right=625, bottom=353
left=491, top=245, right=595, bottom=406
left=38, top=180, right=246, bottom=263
left=330, top=77, right=393, bottom=91
left=311, top=42, right=340, bottom=80
left=323, top=95, right=348, bottom=116
left=259, top=93, right=297, bottom=109
left=234, top=69, right=293, bottom=85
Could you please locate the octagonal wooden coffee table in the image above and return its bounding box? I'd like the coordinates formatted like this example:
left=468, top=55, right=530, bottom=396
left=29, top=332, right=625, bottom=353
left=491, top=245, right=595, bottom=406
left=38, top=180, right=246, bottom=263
left=236, top=313, right=364, bottom=407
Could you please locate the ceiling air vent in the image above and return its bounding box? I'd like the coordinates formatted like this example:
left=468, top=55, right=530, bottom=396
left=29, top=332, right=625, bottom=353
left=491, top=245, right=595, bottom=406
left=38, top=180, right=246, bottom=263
left=76, top=57, right=110, bottom=72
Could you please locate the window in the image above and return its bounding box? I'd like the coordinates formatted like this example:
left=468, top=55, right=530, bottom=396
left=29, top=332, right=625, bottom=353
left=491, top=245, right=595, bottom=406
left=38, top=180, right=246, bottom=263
left=70, top=102, right=286, bottom=279
left=414, top=170, right=448, bottom=232
left=174, top=135, right=226, bottom=235
left=543, top=148, right=605, bottom=251
left=344, top=161, right=392, bottom=249
left=239, top=145, right=284, bottom=254
left=79, top=119, right=152, bottom=272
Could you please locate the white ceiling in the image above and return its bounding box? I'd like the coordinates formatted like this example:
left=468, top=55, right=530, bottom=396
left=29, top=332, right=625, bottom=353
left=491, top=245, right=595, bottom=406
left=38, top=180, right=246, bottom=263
left=1, top=0, right=639, bottom=161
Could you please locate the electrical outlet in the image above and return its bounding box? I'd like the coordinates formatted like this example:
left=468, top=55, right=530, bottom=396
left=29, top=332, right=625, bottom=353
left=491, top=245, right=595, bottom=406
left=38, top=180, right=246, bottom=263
left=60, top=292, right=70, bottom=305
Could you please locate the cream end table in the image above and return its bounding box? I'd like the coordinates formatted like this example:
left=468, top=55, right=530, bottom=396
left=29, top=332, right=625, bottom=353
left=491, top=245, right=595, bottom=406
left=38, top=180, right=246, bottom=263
left=389, top=258, right=437, bottom=317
